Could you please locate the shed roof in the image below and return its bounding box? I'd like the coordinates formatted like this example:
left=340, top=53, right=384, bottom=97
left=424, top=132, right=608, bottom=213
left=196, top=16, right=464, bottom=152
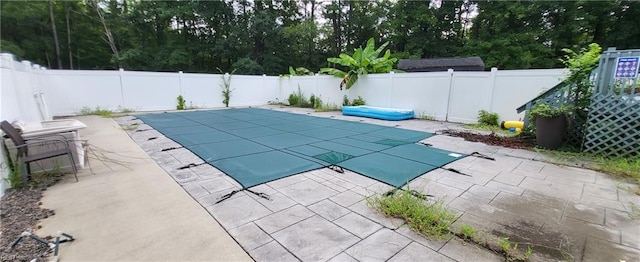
left=398, top=57, right=485, bottom=72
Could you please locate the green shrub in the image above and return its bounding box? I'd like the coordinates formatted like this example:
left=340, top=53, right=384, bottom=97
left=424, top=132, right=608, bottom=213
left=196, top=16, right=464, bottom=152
left=177, top=95, right=186, bottom=110
left=288, top=93, right=300, bottom=106
left=343, top=95, right=350, bottom=106
left=368, top=190, right=456, bottom=239
left=351, top=96, right=366, bottom=106
left=477, top=110, right=499, bottom=126
left=287, top=87, right=313, bottom=108
left=309, top=94, right=322, bottom=109
left=342, top=95, right=367, bottom=106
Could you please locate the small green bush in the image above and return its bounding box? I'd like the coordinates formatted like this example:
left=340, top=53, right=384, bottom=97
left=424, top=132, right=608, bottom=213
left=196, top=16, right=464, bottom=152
left=309, top=94, right=322, bottom=109
left=368, top=189, right=456, bottom=239
left=343, top=95, right=350, bottom=106
left=287, top=87, right=313, bottom=108
left=351, top=96, right=366, bottom=106
left=288, top=93, right=300, bottom=107
left=477, top=110, right=499, bottom=126
left=177, top=95, right=186, bottom=110
left=342, top=95, right=366, bottom=106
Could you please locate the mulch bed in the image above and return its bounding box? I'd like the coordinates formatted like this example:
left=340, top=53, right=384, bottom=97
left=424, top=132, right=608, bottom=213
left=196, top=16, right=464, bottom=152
left=0, top=189, right=54, bottom=262
left=0, top=175, right=62, bottom=262
left=441, top=129, right=535, bottom=149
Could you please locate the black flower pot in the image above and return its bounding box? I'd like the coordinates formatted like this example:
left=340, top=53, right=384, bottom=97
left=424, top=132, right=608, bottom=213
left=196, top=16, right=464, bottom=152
left=535, top=115, right=567, bottom=149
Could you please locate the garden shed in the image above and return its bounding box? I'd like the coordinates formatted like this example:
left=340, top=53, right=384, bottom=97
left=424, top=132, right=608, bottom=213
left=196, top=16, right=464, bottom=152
left=397, top=56, right=485, bottom=72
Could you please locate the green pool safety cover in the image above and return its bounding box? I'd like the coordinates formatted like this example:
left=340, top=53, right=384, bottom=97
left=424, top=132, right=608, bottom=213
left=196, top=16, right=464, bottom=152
left=137, top=108, right=466, bottom=189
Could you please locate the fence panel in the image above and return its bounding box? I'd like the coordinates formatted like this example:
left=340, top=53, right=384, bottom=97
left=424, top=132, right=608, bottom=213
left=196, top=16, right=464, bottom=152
left=447, top=72, right=492, bottom=123
left=121, top=71, right=180, bottom=111
left=390, top=72, right=451, bottom=120
left=181, top=72, right=224, bottom=109
left=44, top=70, right=123, bottom=115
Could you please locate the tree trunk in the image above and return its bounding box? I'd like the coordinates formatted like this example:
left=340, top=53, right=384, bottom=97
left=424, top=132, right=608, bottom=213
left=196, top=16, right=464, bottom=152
left=49, top=0, right=63, bottom=69
left=90, top=0, right=120, bottom=67
left=65, top=2, right=73, bottom=69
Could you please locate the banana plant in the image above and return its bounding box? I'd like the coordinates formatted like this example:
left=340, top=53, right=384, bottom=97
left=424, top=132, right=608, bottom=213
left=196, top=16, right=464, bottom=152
left=320, top=38, right=398, bottom=90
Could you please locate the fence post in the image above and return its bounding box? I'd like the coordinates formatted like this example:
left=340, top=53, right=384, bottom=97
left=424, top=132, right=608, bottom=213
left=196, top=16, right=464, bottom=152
left=388, top=72, right=394, bottom=107
left=445, top=68, right=454, bottom=121
left=118, top=68, right=125, bottom=109
left=178, top=71, right=184, bottom=95
left=263, top=74, right=267, bottom=106
left=488, top=67, right=498, bottom=113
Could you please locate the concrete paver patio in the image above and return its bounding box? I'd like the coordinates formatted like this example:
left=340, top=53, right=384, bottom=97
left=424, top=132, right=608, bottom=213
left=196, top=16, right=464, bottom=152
left=52, top=105, right=639, bottom=261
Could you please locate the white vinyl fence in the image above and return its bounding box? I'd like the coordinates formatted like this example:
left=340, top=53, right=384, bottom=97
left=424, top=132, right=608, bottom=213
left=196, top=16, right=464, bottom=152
left=0, top=52, right=568, bottom=194
left=1, top=52, right=568, bottom=125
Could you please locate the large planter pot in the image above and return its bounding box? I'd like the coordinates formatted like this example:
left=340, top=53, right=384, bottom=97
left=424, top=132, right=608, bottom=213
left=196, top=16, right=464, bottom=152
left=535, top=115, right=567, bottom=149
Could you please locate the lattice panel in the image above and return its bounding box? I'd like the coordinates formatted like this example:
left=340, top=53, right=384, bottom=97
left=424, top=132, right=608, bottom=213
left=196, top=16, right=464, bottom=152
left=583, top=95, right=640, bottom=157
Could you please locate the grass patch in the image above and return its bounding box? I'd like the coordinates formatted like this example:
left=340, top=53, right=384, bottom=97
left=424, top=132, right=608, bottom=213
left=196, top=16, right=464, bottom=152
left=535, top=148, right=640, bottom=194
left=459, top=223, right=477, bottom=240
left=464, top=123, right=518, bottom=136
left=121, top=123, right=139, bottom=131
left=369, top=189, right=539, bottom=261
left=417, top=113, right=436, bottom=121
left=76, top=106, right=134, bottom=117
left=76, top=106, right=113, bottom=117
left=315, top=102, right=341, bottom=112
left=367, top=190, right=456, bottom=239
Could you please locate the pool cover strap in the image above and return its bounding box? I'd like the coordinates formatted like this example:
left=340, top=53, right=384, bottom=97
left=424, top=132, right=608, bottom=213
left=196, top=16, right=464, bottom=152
left=161, top=146, right=183, bottom=152
left=442, top=167, right=472, bottom=177
left=177, top=162, right=207, bottom=170
left=382, top=188, right=434, bottom=200
left=215, top=188, right=270, bottom=204
left=470, top=151, right=495, bottom=161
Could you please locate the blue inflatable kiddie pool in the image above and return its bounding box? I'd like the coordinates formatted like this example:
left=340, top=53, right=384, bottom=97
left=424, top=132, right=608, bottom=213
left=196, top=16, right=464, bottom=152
left=342, top=106, right=415, bottom=121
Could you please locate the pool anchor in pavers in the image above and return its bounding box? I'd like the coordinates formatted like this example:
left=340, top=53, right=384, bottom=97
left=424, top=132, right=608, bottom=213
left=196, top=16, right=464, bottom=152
left=328, top=165, right=345, bottom=173
left=161, top=146, right=184, bottom=152
left=215, top=188, right=271, bottom=204
left=470, top=151, right=495, bottom=161
left=11, top=231, right=75, bottom=261
left=382, top=188, right=434, bottom=200
left=177, top=162, right=207, bottom=170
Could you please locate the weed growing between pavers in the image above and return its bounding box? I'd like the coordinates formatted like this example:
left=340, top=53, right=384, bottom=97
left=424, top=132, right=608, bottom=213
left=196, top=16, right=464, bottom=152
left=367, top=190, right=456, bottom=240
left=534, top=148, right=640, bottom=195
left=368, top=190, right=538, bottom=261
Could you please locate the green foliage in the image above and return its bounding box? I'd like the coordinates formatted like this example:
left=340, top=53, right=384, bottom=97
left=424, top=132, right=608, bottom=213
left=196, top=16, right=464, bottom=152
left=477, top=110, right=499, bottom=126
left=2, top=143, right=23, bottom=189
left=77, top=106, right=113, bottom=117
left=351, top=96, right=366, bottom=106
left=342, top=95, right=366, bottom=106
left=176, top=95, right=185, bottom=110
left=232, top=58, right=264, bottom=75
left=1, top=0, right=634, bottom=73
left=561, top=43, right=602, bottom=111
left=459, top=224, right=477, bottom=240
left=283, top=66, right=314, bottom=77
left=343, top=95, right=350, bottom=107
left=309, top=94, right=322, bottom=109
left=529, top=102, right=567, bottom=119
left=287, top=87, right=315, bottom=108
left=218, top=68, right=237, bottom=107
left=368, top=190, right=457, bottom=239
left=417, top=113, right=436, bottom=121
left=320, top=38, right=397, bottom=90
left=314, top=102, right=341, bottom=112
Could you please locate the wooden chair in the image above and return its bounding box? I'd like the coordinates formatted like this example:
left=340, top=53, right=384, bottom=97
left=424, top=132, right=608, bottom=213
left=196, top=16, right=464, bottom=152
left=1, top=120, right=78, bottom=186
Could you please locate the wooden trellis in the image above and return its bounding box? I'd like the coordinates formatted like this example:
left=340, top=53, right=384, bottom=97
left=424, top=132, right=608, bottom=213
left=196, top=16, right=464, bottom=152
left=582, top=48, right=640, bottom=157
